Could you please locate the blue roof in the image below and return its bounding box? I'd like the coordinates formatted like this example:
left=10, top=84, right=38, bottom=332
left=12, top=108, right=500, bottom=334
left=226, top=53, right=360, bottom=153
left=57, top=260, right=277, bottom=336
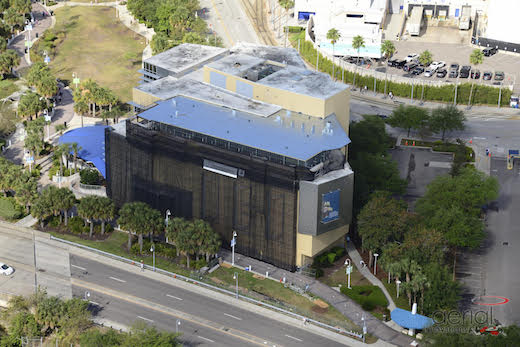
left=391, top=308, right=434, bottom=330
left=137, top=96, right=350, bottom=161
left=58, top=126, right=107, bottom=178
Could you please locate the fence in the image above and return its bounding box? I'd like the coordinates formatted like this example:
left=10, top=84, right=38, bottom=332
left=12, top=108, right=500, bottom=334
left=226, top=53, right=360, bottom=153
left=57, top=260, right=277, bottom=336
left=50, top=235, right=364, bottom=340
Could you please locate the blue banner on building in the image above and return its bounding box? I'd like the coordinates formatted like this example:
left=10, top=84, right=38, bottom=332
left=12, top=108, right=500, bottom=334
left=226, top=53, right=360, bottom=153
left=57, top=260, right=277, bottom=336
left=321, top=190, right=340, bottom=223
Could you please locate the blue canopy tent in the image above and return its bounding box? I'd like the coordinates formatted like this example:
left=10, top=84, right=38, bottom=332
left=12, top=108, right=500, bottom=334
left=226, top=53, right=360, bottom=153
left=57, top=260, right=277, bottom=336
left=58, top=126, right=107, bottom=178
left=391, top=308, right=434, bottom=330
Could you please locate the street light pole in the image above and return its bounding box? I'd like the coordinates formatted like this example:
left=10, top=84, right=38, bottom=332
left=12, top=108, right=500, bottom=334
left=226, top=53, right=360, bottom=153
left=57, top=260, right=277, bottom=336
left=231, top=231, right=237, bottom=265
left=176, top=319, right=181, bottom=334
left=233, top=272, right=239, bottom=299
left=373, top=253, right=379, bottom=275
left=84, top=291, right=90, bottom=301
left=150, top=244, right=155, bottom=271
left=362, top=314, right=367, bottom=343
left=396, top=279, right=401, bottom=298
left=345, top=259, right=352, bottom=289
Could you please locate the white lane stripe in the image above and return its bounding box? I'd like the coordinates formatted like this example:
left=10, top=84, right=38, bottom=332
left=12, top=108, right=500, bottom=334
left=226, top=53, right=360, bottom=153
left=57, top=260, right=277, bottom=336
left=88, top=301, right=101, bottom=306
left=285, top=334, right=303, bottom=342
left=109, top=276, right=126, bottom=283
left=71, top=264, right=86, bottom=270
left=197, top=335, right=215, bottom=343
left=166, top=294, right=183, bottom=301
left=223, top=313, right=242, bottom=321
left=137, top=315, right=154, bottom=323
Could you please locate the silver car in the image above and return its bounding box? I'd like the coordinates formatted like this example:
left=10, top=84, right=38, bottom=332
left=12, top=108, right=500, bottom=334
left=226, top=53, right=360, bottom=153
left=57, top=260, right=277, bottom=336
left=424, top=68, right=435, bottom=77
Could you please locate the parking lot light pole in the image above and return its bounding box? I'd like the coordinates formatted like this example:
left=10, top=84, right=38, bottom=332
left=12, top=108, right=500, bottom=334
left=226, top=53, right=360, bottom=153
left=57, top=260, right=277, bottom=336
left=233, top=272, right=239, bottom=299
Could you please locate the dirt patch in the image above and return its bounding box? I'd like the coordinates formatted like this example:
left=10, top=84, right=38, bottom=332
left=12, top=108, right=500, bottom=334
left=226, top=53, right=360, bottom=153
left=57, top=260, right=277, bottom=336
left=313, top=298, right=329, bottom=309
left=221, top=262, right=232, bottom=268
left=252, top=274, right=265, bottom=280
left=311, top=305, right=329, bottom=314
left=211, top=277, right=224, bottom=285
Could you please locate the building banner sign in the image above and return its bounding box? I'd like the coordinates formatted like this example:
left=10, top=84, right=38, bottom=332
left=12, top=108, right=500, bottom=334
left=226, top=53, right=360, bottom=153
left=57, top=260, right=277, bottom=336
left=321, top=189, right=340, bottom=223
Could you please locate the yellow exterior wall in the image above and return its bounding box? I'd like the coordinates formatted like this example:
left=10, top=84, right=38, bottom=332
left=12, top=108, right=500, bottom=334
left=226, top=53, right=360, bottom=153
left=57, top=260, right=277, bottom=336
left=296, top=225, right=349, bottom=267
left=132, top=88, right=161, bottom=108
left=324, top=89, right=350, bottom=135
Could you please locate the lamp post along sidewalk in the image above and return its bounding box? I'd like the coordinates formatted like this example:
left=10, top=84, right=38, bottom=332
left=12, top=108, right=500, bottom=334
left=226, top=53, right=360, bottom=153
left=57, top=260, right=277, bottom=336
left=233, top=272, right=239, bottom=299
left=150, top=244, right=155, bottom=272
left=345, top=259, right=352, bottom=289
left=231, top=231, right=237, bottom=265
left=373, top=253, right=379, bottom=275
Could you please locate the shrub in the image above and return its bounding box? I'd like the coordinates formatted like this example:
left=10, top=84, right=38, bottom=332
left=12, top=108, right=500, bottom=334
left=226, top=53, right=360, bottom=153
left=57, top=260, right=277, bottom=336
left=193, top=259, right=208, bottom=270
left=314, top=267, right=324, bottom=278
left=340, top=285, right=388, bottom=311
left=327, top=252, right=336, bottom=264
left=80, top=169, right=100, bottom=185
left=332, top=246, right=345, bottom=258
left=68, top=216, right=87, bottom=234
left=48, top=215, right=61, bottom=228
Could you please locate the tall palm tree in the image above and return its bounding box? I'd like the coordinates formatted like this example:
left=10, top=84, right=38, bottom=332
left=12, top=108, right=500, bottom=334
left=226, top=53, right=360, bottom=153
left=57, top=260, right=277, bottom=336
left=468, top=49, right=483, bottom=107
left=166, top=217, right=188, bottom=256
left=70, top=142, right=81, bottom=173
left=326, top=28, right=341, bottom=80
left=351, top=35, right=365, bottom=65
left=73, top=100, right=89, bottom=128
left=380, top=40, right=396, bottom=61
left=56, top=188, right=75, bottom=226
left=77, top=196, right=98, bottom=238
left=96, top=197, right=115, bottom=235
left=278, top=0, right=294, bottom=47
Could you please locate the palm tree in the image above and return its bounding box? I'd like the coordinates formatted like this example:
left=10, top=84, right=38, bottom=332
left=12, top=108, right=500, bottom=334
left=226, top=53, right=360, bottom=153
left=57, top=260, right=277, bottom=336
left=419, top=50, right=433, bottom=66
left=176, top=222, right=197, bottom=268
left=468, top=49, right=484, bottom=107
left=32, top=193, right=53, bottom=228
left=96, top=197, right=115, bottom=235
left=14, top=174, right=38, bottom=214
left=73, top=100, right=89, bottom=128
left=380, top=40, right=396, bottom=61
left=36, top=75, right=58, bottom=100
left=400, top=258, right=421, bottom=306
left=412, top=271, right=430, bottom=312
left=118, top=201, right=162, bottom=252
left=278, top=0, right=294, bottom=47
left=351, top=35, right=365, bottom=65
left=166, top=217, right=188, bottom=257
left=70, top=143, right=81, bottom=173
left=55, top=188, right=75, bottom=226
left=4, top=7, right=24, bottom=34
left=0, top=50, right=19, bottom=79
left=77, top=196, right=98, bottom=238
left=326, top=28, right=341, bottom=80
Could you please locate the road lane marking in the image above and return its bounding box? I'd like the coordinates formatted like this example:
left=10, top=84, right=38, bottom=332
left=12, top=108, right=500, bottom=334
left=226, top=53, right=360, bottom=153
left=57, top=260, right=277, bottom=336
left=285, top=334, right=303, bottom=342
left=166, top=294, right=183, bottom=301
left=72, top=278, right=276, bottom=346
left=71, top=265, right=86, bottom=271
left=209, top=0, right=234, bottom=45
left=224, top=313, right=242, bottom=321
left=109, top=276, right=126, bottom=283
left=137, top=315, right=154, bottom=323
left=197, top=335, right=215, bottom=343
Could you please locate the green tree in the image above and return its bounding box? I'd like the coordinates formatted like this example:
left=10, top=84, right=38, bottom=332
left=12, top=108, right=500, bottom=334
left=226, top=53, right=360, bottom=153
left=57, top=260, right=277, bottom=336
left=357, top=192, right=410, bottom=266
left=32, top=192, right=53, bottom=228
left=118, top=201, right=162, bottom=252
left=348, top=115, right=390, bottom=160
left=387, top=104, right=430, bottom=136
left=351, top=35, right=365, bottom=65
left=18, top=91, right=46, bottom=119
left=26, top=62, right=50, bottom=88
left=96, top=197, right=115, bottom=235
left=25, top=117, right=45, bottom=157
left=11, top=0, right=32, bottom=15
left=416, top=168, right=499, bottom=279
left=121, top=321, right=181, bottom=347
left=0, top=49, right=19, bottom=79
left=15, top=174, right=39, bottom=214
left=55, top=188, right=75, bottom=226
left=182, top=32, right=205, bottom=44
left=79, top=329, right=123, bottom=347
left=77, top=196, right=98, bottom=238
left=3, top=7, right=24, bottom=34
left=380, top=40, right=396, bottom=60
left=468, top=49, right=484, bottom=106
left=176, top=221, right=198, bottom=268
left=421, top=263, right=460, bottom=315
left=429, top=105, right=466, bottom=141
left=166, top=216, right=188, bottom=257
left=419, top=50, right=433, bottom=66
left=278, top=0, right=294, bottom=47
left=0, top=157, right=21, bottom=196
left=70, top=142, right=81, bottom=173
left=326, top=28, right=340, bottom=79
left=8, top=312, right=40, bottom=342
left=36, top=75, right=58, bottom=99
left=151, top=32, right=174, bottom=55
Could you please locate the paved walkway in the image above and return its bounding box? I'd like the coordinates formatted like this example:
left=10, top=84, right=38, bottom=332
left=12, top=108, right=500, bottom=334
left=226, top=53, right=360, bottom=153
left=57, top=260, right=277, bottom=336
left=220, top=249, right=417, bottom=346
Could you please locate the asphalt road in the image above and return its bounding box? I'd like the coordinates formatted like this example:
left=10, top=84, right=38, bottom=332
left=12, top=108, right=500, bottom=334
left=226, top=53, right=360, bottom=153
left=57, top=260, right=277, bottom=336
left=69, top=255, right=348, bottom=347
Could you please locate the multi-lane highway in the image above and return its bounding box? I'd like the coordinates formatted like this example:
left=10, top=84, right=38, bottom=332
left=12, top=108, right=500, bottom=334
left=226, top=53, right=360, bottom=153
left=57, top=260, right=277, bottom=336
left=70, top=255, right=355, bottom=347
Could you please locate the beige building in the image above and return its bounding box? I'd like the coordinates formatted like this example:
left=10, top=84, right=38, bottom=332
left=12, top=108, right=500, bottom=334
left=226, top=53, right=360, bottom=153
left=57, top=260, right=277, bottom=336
left=128, top=43, right=353, bottom=269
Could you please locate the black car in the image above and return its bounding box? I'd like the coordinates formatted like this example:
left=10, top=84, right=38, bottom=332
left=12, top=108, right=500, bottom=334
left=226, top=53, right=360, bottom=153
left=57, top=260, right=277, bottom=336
left=387, top=59, right=398, bottom=67
left=494, top=71, right=505, bottom=81
left=460, top=66, right=471, bottom=78
left=483, top=47, right=498, bottom=57
left=436, top=69, right=447, bottom=78
left=471, top=70, right=481, bottom=79
left=483, top=71, right=492, bottom=80
left=411, top=66, right=425, bottom=75
left=394, top=59, right=407, bottom=69
left=403, top=62, right=418, bottom=72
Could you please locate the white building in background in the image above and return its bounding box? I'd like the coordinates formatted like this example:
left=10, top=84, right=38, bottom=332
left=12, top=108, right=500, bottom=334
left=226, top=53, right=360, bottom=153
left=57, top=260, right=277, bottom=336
left=483, top=0, right=520, bottom=45
left=402, top=0, right=488, bottom=18
left=297, top=0, right=388, bottom=59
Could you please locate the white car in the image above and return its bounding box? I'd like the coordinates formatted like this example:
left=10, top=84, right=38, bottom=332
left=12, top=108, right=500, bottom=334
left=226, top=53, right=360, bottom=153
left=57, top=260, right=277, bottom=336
left=424, top=68, right=435, bottom=77
left=405, top=53, right=419, bottom=62
left=429, top=61, right=446, bottom=70
left=0, top=263, right=14, bottom=276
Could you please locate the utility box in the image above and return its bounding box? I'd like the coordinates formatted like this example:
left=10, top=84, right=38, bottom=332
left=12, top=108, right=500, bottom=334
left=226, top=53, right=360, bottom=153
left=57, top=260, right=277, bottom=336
left=459, top=6, right=471, bottom=30
left=407, top=6, right=424, bottom=36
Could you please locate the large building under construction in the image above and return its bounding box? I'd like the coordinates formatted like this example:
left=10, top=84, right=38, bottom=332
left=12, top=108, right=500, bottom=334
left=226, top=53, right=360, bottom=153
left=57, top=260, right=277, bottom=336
left=106, top=43, right=354, bottom=270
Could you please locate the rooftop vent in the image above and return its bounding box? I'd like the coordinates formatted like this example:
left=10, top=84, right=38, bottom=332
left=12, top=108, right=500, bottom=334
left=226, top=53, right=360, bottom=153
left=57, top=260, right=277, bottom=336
left=234, top=62, right=242, bottom=68
left=322, top=121, right=333, bottom=135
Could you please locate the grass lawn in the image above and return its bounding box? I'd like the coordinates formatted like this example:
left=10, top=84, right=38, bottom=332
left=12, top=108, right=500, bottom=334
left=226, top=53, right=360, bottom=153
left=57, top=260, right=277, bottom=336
left=0, top=197, right=22, bottom=220
left=48, top=6, right=145, bottom=101
left=0, top=101, right=19, bottom=139
left=383, top=281, right=411, bottom=311
left=0, top=78, right=19, bottom=99
left=321, top=263, right=371, bottom=288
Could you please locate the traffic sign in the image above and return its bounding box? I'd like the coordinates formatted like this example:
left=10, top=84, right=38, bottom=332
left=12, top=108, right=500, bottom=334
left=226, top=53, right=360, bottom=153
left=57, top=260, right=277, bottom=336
left=346, top=265, right=353, bottom=275
left=44, top=56, right=51, bottom=64
left=73, top=77, right=80, bottom=85
left=44, top=115, right=51, bottom=122
left=25, top=156, right=34, bottom=164
left=230, top=238, right=236, bottom=247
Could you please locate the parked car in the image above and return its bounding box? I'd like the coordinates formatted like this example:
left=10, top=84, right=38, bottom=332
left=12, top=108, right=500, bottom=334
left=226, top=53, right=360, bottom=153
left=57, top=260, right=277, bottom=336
left=436, top=69, right=447, bottom=78
left=405, top=53, right=419, bottom=62
left=483, top=71, right=493, bottom=80
left=412, top=66, right=425, bottom=75
left=429, top=61, right=446, bottom=70
left=403, top=62, right=418, bottom=72
left=394, top=59, right=407, bottom=69
left=471, top=70, right=481, bottom=79
left=483, top=47, right=498, bottom=57
left=0, top=263, right=14, bottom=276
left=424, top=68, right=435, bottom=77
left=494, top=71, right=505, bottom=81
left=460, top=66, right=471, bottom=78
left=387, top=59, right=398, bottom=67
left=449, top=63, right=459, bottom=78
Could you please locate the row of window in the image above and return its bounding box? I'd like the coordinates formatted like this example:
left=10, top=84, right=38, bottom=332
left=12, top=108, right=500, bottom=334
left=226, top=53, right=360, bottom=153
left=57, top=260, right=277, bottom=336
left=152, top=121, right=320, bottom=168
left=143, top=62, right=157, bottom=74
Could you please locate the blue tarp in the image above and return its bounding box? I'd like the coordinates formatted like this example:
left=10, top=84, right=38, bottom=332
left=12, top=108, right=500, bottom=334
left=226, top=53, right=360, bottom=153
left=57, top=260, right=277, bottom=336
left=58, top=126, right=107, bottom=178
left=391, top=308, right=434, bottom=330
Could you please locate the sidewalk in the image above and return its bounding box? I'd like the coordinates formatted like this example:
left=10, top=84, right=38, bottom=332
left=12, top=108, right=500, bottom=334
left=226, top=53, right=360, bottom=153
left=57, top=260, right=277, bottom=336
left=220, top=249, right=417, bottom=346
